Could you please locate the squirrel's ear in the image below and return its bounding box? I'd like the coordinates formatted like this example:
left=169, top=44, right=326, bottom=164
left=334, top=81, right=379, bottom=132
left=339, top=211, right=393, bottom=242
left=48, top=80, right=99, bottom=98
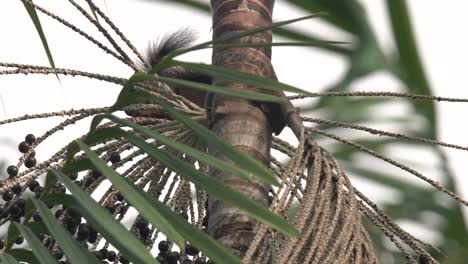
left=140, top=28, right=198, bottom=71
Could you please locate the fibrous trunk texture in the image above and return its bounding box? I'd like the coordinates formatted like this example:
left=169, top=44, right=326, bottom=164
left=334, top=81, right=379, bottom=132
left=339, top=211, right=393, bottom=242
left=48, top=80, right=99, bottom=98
left=207, top=0, right=279, bottom=258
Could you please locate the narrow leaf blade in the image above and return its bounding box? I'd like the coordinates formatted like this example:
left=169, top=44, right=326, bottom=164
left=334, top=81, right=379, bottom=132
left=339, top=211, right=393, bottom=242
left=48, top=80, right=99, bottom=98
left=32, top=199, right=101, bottom=264
left=22, top=0, right=58, bottom=79
left=14, top=224, right=58, bottom=264
left=0, top=253, right=20, bottom=264
left=48, top=171, right=159, bottom=264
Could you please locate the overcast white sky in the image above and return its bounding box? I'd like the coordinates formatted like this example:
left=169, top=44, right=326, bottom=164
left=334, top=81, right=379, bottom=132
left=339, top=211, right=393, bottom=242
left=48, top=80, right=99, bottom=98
left=1, top=0, right=468, bottom=239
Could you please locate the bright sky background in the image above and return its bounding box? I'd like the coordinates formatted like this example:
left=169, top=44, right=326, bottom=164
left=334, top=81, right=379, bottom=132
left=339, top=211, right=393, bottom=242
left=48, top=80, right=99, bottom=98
left=1, top=0, right=468, bottom=243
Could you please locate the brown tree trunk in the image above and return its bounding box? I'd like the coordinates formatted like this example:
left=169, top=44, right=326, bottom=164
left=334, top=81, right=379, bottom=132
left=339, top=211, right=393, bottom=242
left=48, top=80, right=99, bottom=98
left=206, top=0, right=283, bottom=258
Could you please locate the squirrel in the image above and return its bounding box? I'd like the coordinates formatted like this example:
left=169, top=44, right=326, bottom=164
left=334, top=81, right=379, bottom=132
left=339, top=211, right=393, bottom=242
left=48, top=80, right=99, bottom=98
left=138, top=28, right=209, bottom=108
left=129, top=28, right=287, bottom=134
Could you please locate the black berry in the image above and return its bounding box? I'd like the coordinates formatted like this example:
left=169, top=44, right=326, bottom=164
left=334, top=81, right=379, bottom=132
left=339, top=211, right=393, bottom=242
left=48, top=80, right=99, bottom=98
left=91, top=170, right=101, bottom=178
left=109, top=152, right=121, bottom=163
left=99, top=248, right=109, bottom=260
left=88, top=228, right=98, bottom=243
left=7, top=166, right=18, bottom=177
left=158, top=240, right=170, bottom=252
left=116, top=192, right=124, bottom=201
left=53, top=250, right=64, bottom=260
left=156, top=255, right=165, bottom=263
left=25, top=134, right=36, bottom=144
left=28, top=180, right=40, bottom=191
left=33, top=212, right=42, bottom=222
left=25, top=156, right=37, bottom=168
left=9, top=205, right=23, bottom=218
left=34, top=186, right=43, bottom=198
left=2, top=190, right=13, bottom=201
left=195, top=258, right=207, bottom=264
left=55, top=209, right=63, bottom=218
left=135, top=218, right=148, bottom=229
left=166, top=251, right=180, bottom=264
left=55, top=185, right=66, bottom=194
left=11, top=184, right=22, bottom=195
left=107, top=251, right=116, bottom=261
left=185, top=244, right=200, bottom=256
left=140, top=226, right=151, bottom=238
left=15, top=235, right=24, bottom=245
left=18, top=141, right=30, bottom=153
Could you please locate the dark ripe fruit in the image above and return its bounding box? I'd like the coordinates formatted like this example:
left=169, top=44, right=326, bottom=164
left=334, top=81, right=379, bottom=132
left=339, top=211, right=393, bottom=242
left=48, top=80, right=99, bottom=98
left=55, top=185, right=66, bottom=194
left=140, top=226, right=151, bottom=238
left=55, top=209, right=63, bottom=218
left=43, top=237, right=51, bottom=247
left=9, top=205, right=22, bottom=218
left=166, top=251, right=180, bottom=264
left=28, top=180, right=40, bottom=191
left=78, top=223, right=89, bottom=233
left=185, top=244, right=200, bottom=256
left=109, top=152, right=121, bottom=163
left=53, top=250, right=64, bottom=260
left=2, top=190, right=13, bottom=201
left=25, top=156, right=37, bottom=168
left=18, top=141, right=30, bottom=153
left=156, top=255, right=165, bottom=263
left=15, top=235, right=24, bottom=244
left=83, top=177, right=94, bottom=187
left=119, top=206, right=128, bottom=215
left=99, top=249, right=109, bottom=260
left=11, top=184, right=22, bottom=194
left=16, top=199, right=25, bottom=208
left=34, top=186, right=43, bottom=198
left=94, top=251, right=103, bottom=260
left=107, top=251, right=116, bottom=261
left=25, top=134, right=36, bottom=144
left=195, top=258, right=207, bottom=264
left=91, top=170, right=101, bottom=179
left=7, top=166, right=18, bottom=177
left=158, top=240, right=170, bottom=252
left=116, top=192, right=124, bottom=201
left=136, top=218, right=148, bottom=229
left=67, top=214, right=82, bottom=227
left=77, top=229, right=89, bottom=241
left=88, top=229, right=98, bottom=243
left=33, top=212, right=42, bottom=222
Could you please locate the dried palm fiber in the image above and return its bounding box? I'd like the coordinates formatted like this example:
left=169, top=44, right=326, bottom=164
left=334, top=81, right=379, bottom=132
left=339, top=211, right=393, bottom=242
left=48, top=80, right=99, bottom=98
left=1, top=1, right=468, bottom=263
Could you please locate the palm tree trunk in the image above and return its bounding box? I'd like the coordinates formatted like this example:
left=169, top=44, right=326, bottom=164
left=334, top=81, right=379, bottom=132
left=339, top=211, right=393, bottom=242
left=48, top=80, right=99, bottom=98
left=206, top=0, right=282, bottom=258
